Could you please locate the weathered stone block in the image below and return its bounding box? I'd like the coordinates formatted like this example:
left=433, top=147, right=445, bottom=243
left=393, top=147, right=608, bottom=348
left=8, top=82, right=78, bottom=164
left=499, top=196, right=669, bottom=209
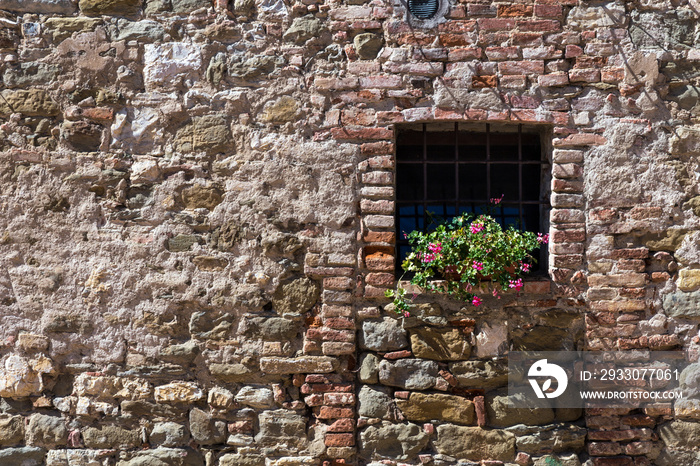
left=259, top=356, right=337, bottom=374
left=240, top=317, right=300, bottom=340
left=143, top=42, right=202, bottom=90
left=259, top=96, right=299, bottom=124
left=283, top=16, right=325, bottom=44
left=396, top=393, right=475, bottom=425
left=114, top=19, right=166, bottom=42
left=354, top=33, right=383, bottom=59
left=234, top=386, right=275, bottom=408
left=181, top=184, right=224, bottom=210
left=659, top=420, right=700, bottom=449
left=0, top=415, right=24, bottom=446
left=219, top=453, right=265, bottom=466
left=663, top=290, right=700, bottom=319
left=360, top=317, right=407, bottom=351
left=115, top=448, right=203, bottom=466
left=189, top=408, right=226, bottom=445
left=0, top=90, right=60, bottom=117
left=271, top=278, right=321, bottom=315
left=154, top=382, right=204, bottom=403
left=434, top=424, right=516, bottom=462
left=359, top=422, right=429, bottom=461
left=678, top=268, right=700, bottom=291
left=171, top=0, right=210, bottom=13
left=0, top=354, right=54, bottom=398
left=378, top=359, right=439, bottom=390
left=0, top=0, right=76, bottom=13
left=175, top=115, right=231, bottom=155
left=150, top=422, right=189, bottom=447
left=357, top=385, right=394, bottom=419
left=358, top=353, right=380, bottom=384
left=255, top=410, right=307, bottom=449
left=486, top=392, right=555, bottom=427
left=509, top=423, right=587, bottom=455
left=410, top=327, right=471, bottom=361
left=82, top=425, right=140, bottom=449
left=46, top=449, right=115, bottom=466
left=25, top=414, right=68, bottom=449
left=0, top=447, right=45, bottom=465
left=79, top=0, right=141, bottom=16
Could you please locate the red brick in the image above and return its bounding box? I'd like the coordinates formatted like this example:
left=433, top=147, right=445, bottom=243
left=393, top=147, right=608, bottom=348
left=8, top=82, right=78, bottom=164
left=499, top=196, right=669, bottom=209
left=575, top=56, right=607, bottom=69
left=438, top=20, right=477, bottom=33
left=325, top=433, right=355, bottom=447
left=331, top=126, right=393, bottom=141
left=500, top=75, right=527, bottom=89
left=552, top=163, right=583, bottom=179
left=472, top=75, right=497, bottom=88
left=364, top=285, right=390, bottom=298
left=554, top=133, right=607, bottom=147
left=317, top=406, right=354, bottom=419
left=552, top=179, right=583, bottom=193
left=365, top=251, right=394, bottom=272
left=324, top=317, right=354, bottom=330
left=464, top=109, right=488, bottom=120
left=305, top=328, right=355, bottom=342
left=359, top=75, right=402, bottom=89
left=324, top=392, right=355, bottom=406
left=439, top=33, right=473, bottom=47
left=602, top=67, right=625, bottom=83
left=228, top=420, right=254, bottom=433
left=360, top=199, right=394, bottom=214
left=485, top=46, right=520, bottom=60
left=517, top=20, right=561, bottom=32
left=551, top=229, right=585, bottom=242
left=383, top=349, right=412, bottom=360
left=534, top=4, right=562, bottom=17
left=538, top=72, right=569, bottom=87
left=512, top=32, right=544, bottom=46
left=498, top=4, right=532, bottom=17
left=447, top=47, right=482, bottom=61
left=327, top=418, right=354, bottom=432
left=360, top=141, right=393, bottom=155
left=468, top=4, right=496, bottom=16
left=323, top=277, right=354, bottom=290
left=433, top=108, right=464, bottom=120
left=366, top=272, right=394, bottom=287
left=611, top=248, right=649, bottom=259
left=478, top=18, right=515, bottom=31
left=498, top=60, right=545, bottom=75
left=82, top=107, right=114, bottom=121
left=588, top=274, right=647, bottom=288
left=569, top=69, right=601, bottom=83
left=315, top=77, right=359, bottom=91
left=588, top=442, right=622, bottom=456
left=566, top=45, right=584, bottom=58
left=474, top=396, right=486, bottom=427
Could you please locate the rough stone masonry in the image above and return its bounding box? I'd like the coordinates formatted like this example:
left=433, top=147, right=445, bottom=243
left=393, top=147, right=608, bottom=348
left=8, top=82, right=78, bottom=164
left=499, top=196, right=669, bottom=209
left=1, top=0, right=700, bottom=464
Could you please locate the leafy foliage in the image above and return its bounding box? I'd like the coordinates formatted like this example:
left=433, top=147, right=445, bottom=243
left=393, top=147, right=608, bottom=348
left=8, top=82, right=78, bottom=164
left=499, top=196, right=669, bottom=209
left=386, top=206, right=548, bottom=316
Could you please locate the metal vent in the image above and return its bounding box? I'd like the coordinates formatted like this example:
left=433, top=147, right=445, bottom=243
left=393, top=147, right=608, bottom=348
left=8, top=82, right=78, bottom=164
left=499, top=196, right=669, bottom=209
left=408, top=0, right=438, bottom=19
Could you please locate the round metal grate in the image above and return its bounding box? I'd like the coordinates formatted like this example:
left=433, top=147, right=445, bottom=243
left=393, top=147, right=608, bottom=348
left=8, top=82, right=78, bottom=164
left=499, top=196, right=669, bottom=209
left=407, top=0, right=439, bottom=19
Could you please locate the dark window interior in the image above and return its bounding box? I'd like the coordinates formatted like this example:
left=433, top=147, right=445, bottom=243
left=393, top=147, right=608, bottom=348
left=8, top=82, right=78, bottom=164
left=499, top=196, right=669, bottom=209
left=396, top=123, right=550, bottom=274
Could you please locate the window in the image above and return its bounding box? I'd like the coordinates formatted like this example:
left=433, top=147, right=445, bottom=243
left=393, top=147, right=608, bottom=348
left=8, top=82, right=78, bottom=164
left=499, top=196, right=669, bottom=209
left=407, top=0, right=439, bottom=19
left=396, top=122, right=551, bottom=273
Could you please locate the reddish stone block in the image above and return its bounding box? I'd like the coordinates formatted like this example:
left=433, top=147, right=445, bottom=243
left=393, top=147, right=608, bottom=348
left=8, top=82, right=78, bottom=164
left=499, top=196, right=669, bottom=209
left=365, top=251, right=394, bottom=272
left=324, top=392, right=355, bottom=406
left=325, top=433, right=355, bottom=447
left=360, top=141, right=393, bottom=156
left=498, top=60, right=545, bottom=75
left=317, top=406, right=354, bottom=419
left=447, top=47, right=482, bottom=61
left=554, top=133, right=607, bottom=147
left=327, top=418, right=354, bottom=432
left=611, top=248, right=649, bottom=259
left=438, top=20, right=477, bottom=33
left=331, top=126, right=393, bottom=141
left=366, top=272, right=394, bottom=287
left=324, top=317, right=355, bottom=330
left=517, top=20, right=561, bottom=32
left=602, top=67, right=625, bottom=83
left=439, top=33, right=473, bottom=47
left=485, top=46, right=520, bottom=60
left=305, top=328, right=355, bottom=342
left=364, top=285, right=390, bottom=298
left=323, top=277, right=354, bottom=290
left=497, top=4, right=532, bottom=17
left=364, top=230, right=396, bottom=244
left=589, top=442, right=622, bottom=456
left=534, top=4, right=562, bottom=17
left=569, top=68, right=601, bottom=83
left=500, top=75, right=527, bottom=89
left=472, top=75, right=497, bottom=88
left=82, top=107, right=114, bottom=121
left=383, top=349, right=412, bottom=360
left=538, top=72, right=570, bottom=87
left=228, top=420, right=254, bottom=434
left=478, top=18, right=516, bottom=31
left=359, top=75, right=402, bottom=89
left=474, top=395, right=486, bottom=427
left=552, top=180, right=584, bottom=194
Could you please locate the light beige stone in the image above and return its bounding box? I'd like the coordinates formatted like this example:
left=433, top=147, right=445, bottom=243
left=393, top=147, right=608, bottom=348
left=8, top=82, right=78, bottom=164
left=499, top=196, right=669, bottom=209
left=154, top=382, right=204, bottom=403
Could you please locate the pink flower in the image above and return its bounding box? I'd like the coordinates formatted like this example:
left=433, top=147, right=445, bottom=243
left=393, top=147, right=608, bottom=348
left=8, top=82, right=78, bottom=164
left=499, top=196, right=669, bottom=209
left=472, top=261, right=484, bottom=271
left=508, top=278, right=523, bottom=291
left=421, top=252, right=436, bottom=263
left=492, top=289, right=500, bottom=299
left=537, top=233, right=549, bottom=244
left=470, top=221, right=484, bottom=234
left=520, top=262, right=531, bottom=273
left=403, top=311, right=410, bottom=317
left=490, top=194, right=504, bottom=205
left=428, top=242, right=442, bottom=253
left=472, top=296, right=482, bottom=307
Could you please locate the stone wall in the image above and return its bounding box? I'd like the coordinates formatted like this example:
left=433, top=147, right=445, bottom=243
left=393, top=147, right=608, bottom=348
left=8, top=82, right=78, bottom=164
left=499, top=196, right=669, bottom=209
left=1, top=0, right=700, bottom=464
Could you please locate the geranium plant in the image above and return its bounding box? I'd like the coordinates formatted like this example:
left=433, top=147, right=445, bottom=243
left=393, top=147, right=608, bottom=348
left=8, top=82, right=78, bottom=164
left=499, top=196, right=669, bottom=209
left=386, top=198, right=548, bottom=316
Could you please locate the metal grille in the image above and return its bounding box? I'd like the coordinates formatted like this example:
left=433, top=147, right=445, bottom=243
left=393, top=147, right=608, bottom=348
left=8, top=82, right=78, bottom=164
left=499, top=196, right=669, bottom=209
left=408, top=0, right=439, bottom=19
left=396, top=122, right=550, bottom=271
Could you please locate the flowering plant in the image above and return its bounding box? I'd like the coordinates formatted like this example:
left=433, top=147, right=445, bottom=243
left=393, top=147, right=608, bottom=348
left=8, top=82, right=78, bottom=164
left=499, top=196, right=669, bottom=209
left=386, top=200, right=548, bottom=316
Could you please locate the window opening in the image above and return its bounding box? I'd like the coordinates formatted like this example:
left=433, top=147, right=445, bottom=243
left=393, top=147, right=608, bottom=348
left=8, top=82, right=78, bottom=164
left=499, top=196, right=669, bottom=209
left=396, top=122, right=550, bottom=274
